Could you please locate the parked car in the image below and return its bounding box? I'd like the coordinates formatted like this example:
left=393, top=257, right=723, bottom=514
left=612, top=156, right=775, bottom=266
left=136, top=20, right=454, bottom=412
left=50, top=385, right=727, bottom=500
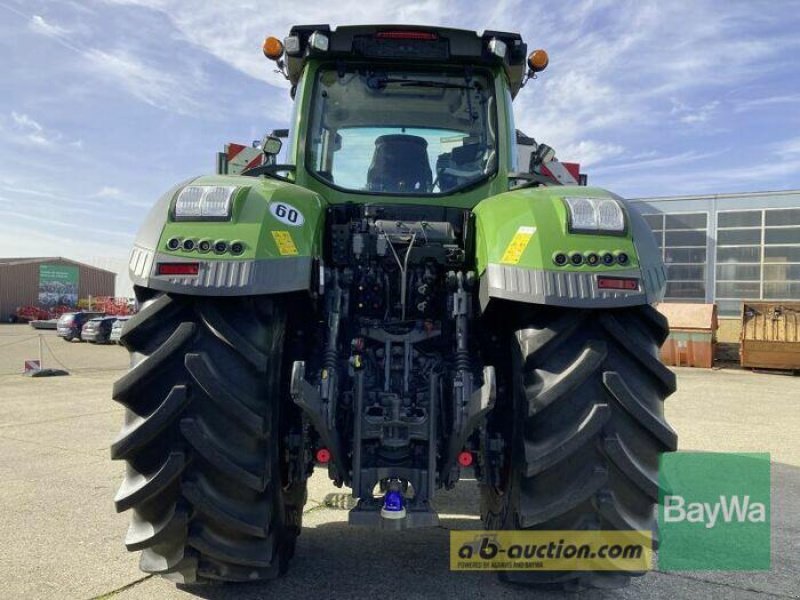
left=81, top=316, right=119, bottom=344
left=109, top=316, right=131, bottom=345
left=56, top=312, right=104, bottom=341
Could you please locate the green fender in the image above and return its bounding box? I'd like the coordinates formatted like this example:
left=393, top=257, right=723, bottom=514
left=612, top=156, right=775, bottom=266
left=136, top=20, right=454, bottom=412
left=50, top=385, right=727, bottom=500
left=472, top=185, right=666, bottom=309
left=128, top=174, right=326, bottom=296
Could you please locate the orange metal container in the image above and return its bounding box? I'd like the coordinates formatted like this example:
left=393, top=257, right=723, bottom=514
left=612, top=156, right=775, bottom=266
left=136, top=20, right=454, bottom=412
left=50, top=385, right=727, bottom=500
left=657, top=303, right=718, bottom=369
left=740, top=301, right=800, bottom=370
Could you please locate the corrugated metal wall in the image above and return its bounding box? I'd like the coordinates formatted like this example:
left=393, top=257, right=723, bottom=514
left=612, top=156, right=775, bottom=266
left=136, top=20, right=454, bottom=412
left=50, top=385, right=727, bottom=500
left=0, top=258, right=116, bottom=321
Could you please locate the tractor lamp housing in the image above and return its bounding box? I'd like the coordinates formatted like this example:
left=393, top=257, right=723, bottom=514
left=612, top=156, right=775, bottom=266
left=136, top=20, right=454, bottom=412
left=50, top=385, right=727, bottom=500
left=309, top=31, right=330, bottom=52
left=174, top=185, right=238, bottom=221
left=283, top=35, right=302, bottom=55
left=563, top=197, right=626, bottom=235
left=488, top=38, right=507, bottom=59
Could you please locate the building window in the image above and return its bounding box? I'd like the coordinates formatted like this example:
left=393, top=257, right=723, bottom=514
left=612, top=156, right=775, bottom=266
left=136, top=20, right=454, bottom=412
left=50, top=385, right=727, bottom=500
left=714, top=208, right=800, bottom=315
left=644, top=212, right=708, bottom=302
left=763, top=208, right=800, bottom=301
left=715, top=210, right=761, bottom=316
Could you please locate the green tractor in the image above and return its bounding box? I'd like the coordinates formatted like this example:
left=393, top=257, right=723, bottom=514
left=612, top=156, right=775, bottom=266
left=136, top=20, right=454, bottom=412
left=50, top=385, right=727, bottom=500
left=111, top=24, right=676, bottom=588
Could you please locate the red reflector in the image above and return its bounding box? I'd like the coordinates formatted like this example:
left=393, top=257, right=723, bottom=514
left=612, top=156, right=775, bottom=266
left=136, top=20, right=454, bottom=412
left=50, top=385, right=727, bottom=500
left=597, top=276, right=639, bottom=291
left=157, top=263, right=200, bottom=276
left=315, top=448, right=331, bottom=464
left=376, top=31, right=438, bottom=41
left=457, top=451, right=473, bottom=467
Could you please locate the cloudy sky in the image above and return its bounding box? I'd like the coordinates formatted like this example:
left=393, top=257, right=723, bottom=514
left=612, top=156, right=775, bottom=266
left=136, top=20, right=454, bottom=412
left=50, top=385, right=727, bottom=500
left=1, top=0, right=799, bottom=295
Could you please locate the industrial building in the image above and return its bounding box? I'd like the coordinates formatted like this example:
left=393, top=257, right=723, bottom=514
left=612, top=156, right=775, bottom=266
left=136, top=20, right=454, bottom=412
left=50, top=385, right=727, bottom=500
left=631, top=189, right=800, bottom=340
left=0, top=257, right=116, bottom=322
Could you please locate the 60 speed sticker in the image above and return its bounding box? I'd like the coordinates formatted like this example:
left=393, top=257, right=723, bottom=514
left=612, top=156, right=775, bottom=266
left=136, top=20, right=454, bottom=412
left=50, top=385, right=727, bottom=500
left=270, top=202, right=304, bottom=226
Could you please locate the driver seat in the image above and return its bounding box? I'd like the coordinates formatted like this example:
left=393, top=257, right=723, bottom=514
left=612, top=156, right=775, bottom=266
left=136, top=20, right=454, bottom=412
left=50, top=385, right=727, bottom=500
left=367, top=135, right=432, bottom=193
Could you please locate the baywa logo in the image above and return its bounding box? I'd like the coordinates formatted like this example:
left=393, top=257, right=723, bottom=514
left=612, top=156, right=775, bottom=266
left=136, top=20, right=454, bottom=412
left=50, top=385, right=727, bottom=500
left=663, top=494, right=767, bottom=529
left=658, top=452, right=771, bottom=571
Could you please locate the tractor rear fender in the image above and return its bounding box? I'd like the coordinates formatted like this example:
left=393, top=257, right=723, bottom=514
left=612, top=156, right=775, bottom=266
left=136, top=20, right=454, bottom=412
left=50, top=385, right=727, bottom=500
left=472, top=186, right=666, bottom=309
left=128, top=174, right=326, bottom=296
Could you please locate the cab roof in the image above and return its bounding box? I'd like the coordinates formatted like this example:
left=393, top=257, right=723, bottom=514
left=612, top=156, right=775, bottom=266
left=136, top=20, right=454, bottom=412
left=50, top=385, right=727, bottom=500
left=285, top=24, right=529, bottom=97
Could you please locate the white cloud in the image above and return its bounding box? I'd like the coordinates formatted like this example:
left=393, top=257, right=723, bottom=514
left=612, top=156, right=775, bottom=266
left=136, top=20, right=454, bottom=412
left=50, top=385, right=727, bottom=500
left=670, top=99, right=721, bottom=125
left=83, top=48, right=205, bottom=114
left=29, top=14, right=69, bottom=37
left=733, top=94, right=800, bottom=113
left=592, top=150, right=725, bottom=175
left=5, top=112, right=70, bottom=148
left=94, top=186, right=124, bottom=199
left=11, top=111, right=45, bottom=140
left=559, top=140, right=624, bottom=167
left=772, top=137, right=800, bottom=158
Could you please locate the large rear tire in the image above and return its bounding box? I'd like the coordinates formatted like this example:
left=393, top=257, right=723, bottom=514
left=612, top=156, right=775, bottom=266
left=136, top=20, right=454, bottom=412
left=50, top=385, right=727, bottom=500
left=111, top=291, right=306, bottom=584
left=481, top=305, right=677, bottom=590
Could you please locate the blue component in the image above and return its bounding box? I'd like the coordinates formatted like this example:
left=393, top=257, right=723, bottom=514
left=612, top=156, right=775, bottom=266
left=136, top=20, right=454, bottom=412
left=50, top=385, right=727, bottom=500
left=383, top=490, right=404, bottom=512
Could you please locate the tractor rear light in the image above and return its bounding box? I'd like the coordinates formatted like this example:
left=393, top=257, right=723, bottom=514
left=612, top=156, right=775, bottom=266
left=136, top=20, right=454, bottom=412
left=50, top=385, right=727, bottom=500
left=315, top=448, right=331, bottom=464
left=564, top=197, right=626, bottom=234
left=597, top=199, right=626, bottom=231
left=157, top=263, right=200, bottom=276
left=201, top=186, right=236, bottom=217
left=174, top=185, right=237, bottom=220
left=457, top=451, right=474, bottom=467
left=565, top=197, right=596, bottom=230
left=375, top=31, right=438, bottom=41
left=488, top=38, right=507, bottom=59
left=174, top=186, right=202, bottom=217
left=284, top=35, right=301, bottom=55
left=309, top=31, right=329, bottom=52
left=597, top=276, right=639, bottom=291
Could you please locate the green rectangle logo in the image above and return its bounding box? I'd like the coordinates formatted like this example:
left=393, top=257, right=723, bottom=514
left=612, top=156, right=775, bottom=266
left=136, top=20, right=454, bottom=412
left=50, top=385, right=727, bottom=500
left=659, top=452, right=770, bottom=570
left=38, top=264, right=79, bottom=308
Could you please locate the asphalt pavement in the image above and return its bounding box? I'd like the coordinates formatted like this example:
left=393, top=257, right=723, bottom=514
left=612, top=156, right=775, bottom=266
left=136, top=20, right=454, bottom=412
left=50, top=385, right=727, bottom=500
left=0, top=325, right=797, bottom=600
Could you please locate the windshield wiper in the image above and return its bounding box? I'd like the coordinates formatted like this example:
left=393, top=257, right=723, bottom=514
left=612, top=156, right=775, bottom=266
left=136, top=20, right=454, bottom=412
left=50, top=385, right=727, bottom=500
left=397, top=79, right=475, bottom=90
left=367, top=76, right=478, bottom=91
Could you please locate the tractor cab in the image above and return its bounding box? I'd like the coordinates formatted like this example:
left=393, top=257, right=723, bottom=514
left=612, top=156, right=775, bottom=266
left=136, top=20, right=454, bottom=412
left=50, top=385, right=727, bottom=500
left=263, top=25, right=549, bottom=205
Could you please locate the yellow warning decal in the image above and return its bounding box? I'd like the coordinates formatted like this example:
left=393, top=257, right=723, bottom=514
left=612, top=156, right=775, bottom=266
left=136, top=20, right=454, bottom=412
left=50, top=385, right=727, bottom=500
left=271, top=230, right=299, bottom=256
left=500, top=226, right=536, bottom=264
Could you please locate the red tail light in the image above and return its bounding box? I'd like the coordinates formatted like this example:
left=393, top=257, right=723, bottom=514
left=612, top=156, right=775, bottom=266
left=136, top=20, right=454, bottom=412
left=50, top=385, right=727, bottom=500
left=376, top=31, right=438, bottom=41
left=457, top=451, right=474, bottom=467
left=597, top=276, right=639, bottom=291
left=157, top=263, right=200, bottom=276
left=315, top=448, right=331, bottom=464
